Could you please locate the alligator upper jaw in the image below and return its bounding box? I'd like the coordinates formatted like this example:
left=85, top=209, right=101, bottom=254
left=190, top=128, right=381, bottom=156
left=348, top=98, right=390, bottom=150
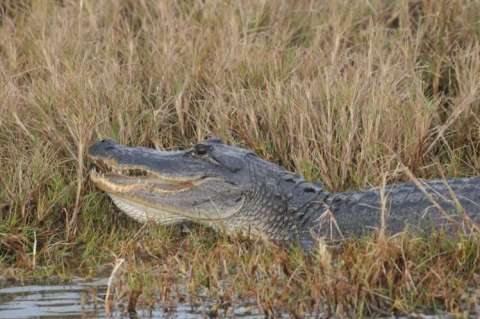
left=88, top=161, right=206, bottom=194
left=87, top=139, right=206, bottom=193
left=89, top=168, right=196, bottom=194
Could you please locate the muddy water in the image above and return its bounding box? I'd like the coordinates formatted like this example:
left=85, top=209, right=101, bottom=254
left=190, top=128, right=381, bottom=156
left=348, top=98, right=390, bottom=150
left=0, top=278, right=264, bottom=318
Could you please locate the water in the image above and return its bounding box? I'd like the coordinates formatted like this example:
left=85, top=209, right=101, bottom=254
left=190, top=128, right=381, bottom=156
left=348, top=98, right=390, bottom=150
left=0, top=278, right=264, bottom=318
left=0, top=279, right=464, bottom=318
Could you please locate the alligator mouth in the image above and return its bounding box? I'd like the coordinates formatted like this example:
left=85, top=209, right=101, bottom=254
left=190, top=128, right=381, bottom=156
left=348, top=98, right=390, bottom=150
left=89, top=158, right=205, bottom=195
left=89, top=158, right=245, bottom=224
left=87, top=139, right=247, bottom=225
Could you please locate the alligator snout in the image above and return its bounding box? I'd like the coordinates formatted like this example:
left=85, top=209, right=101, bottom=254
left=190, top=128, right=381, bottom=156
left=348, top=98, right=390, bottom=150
left=87, top=139, right=118, bottom=158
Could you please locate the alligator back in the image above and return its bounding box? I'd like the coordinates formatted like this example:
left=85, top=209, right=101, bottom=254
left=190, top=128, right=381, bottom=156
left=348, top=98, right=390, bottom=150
left=323, top=177, right=480, bottom=238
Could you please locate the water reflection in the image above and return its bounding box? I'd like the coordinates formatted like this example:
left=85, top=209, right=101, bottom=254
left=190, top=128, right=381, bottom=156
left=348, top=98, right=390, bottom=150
left=0, top=278, right=263, bottom=318
left=0, top=278, right=106, bottom=319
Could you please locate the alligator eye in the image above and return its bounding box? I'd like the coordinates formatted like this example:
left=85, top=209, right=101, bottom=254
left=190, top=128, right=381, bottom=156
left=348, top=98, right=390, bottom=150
left=303, top=186, right=316, bottom=193
left=194, top=144, right=212, bottom=155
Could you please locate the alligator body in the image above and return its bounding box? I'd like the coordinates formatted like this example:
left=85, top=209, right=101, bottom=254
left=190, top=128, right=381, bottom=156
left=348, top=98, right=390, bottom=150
left=88, top=139, right=480, bottom=249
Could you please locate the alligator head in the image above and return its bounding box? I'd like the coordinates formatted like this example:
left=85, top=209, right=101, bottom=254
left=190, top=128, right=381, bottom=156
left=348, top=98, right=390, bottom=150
left=87, top=138, right=326, bottom=242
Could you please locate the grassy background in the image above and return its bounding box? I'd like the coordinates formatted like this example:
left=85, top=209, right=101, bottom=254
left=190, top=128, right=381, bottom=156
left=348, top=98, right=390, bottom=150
left=1, top=0, right=480, bottom=316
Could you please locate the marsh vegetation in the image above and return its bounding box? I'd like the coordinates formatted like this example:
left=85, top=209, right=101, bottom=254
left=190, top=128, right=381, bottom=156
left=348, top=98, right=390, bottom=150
left=1, top=0, right=480, bottom=317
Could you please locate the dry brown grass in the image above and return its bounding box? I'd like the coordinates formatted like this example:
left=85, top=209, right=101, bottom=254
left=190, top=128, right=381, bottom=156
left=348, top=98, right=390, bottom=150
left=1, top=0, right=480, bottom=316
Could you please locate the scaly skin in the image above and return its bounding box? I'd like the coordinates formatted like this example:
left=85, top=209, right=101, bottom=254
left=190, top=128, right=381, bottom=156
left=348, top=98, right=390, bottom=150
left=87, top=139, right=480, bottom=249
left=316, top=178, right=480, bottom=240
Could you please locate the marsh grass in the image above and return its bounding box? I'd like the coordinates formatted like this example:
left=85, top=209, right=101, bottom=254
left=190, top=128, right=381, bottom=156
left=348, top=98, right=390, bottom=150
left=1, top=0, right=480, bottom=316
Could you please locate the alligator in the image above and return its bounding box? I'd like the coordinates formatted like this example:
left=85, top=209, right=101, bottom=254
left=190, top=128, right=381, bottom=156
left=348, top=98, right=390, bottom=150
left=88, top=138, right=480, bottom=249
